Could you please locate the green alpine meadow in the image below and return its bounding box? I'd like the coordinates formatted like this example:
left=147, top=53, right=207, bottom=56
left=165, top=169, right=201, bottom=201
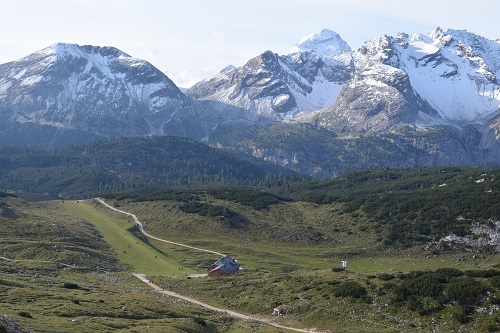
left=1, top=163, right=499, bottom=332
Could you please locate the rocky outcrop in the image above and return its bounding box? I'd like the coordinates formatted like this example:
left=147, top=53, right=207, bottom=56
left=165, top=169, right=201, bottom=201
left=438, top=221, right=500, bottom=252
left=0, top=314, right=30, bottom=333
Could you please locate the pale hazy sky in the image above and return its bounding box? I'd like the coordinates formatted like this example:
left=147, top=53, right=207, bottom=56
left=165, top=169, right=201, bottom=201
left=1, top=0, right=499, bottom=87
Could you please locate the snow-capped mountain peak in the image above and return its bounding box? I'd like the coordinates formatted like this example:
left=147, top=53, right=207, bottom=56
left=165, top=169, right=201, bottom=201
left=37, top=43, right=130, bottom=63
left=289, top=29, right=351, bottom=57
left=22, top=43, right=152, bottom=82
left=219, top=65, right=236, bottom=74
left=0, top=43, right=207, bottom=144
left=394, top=28, right=500, bottom=124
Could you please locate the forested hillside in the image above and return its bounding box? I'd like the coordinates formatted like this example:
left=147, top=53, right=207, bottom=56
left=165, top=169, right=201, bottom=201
left=0, top=136, right=299, bottom=201
left=279, top=167, right=500, bottom=247
left=105, top=166, right=500, bottom=250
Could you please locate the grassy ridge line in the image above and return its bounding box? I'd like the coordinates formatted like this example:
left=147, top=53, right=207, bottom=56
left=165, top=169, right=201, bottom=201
left=59, top=200, right=194, bottom=275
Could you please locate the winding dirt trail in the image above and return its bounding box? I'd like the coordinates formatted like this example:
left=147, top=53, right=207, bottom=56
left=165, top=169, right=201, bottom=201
left=95, top=198, right=225, bottom=256
left=96, top=198, right=323, bottom=333
left=131, top=273, right=320, bottom=333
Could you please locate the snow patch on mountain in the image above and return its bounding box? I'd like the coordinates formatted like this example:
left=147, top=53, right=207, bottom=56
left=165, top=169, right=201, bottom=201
left=21, top=75, right=43, bottom=86
left=0, top=80, right=12, bottom=97
left=288, top=76, right=343, bottom=111
left=393, top=28, right=500, bottom=124
left=0, top=43, right=205, bottom=141
left=289, top=29, right=351, bottom=57
left=220, top=65, right=236, bottom=74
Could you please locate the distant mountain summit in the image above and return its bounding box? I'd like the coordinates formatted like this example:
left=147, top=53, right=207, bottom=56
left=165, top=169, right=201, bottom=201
left=299, top=28, right=500, bottom=134
left=0, top=43, right=206, bottom=146
left=2, top=29, right=500, bottom=176
left=188, top=30, right=353, bottom=120
left=289, top=29, right=352, bottom=57
left=194, top=28, right=500, bottom=175
left=401, top=28, right=500, bottom=124
left=191, top=27, right=500, bottom=134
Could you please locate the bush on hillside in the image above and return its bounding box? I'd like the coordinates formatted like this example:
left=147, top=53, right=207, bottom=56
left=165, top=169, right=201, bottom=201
left=180, top=202, right=234, bottom=218
left=491, top=276, right=500, bottom=289
left=464, top=269, right=500, bottom=278
left=334, top=281, right=367, bottom=299
left=62, top=282, right=79, bottom=289
left=207, top=188, right=284, bottom=210
left=377, top=273, right=395, bottom=281
left=445, top=277, right=488, bottom=306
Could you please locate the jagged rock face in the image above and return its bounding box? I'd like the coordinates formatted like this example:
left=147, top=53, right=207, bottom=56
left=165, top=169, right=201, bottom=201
left=209, top=123, right=486, bottom=178
left=306, top=28, right=500, bottom=134
left=194, top=28, right=500, bottom=175
left=311, top=35, right=441, bottom=133
left=188, top=29, right=353, bottom=121
left=188, top=51, right=295, bottom=121
left=0, top=43, right=206, bottom=144
left=392, top=28, right=500, bottom=124
left=0, top=314, right=30, bottom=333
left=192, top=27, right=500, bottom=138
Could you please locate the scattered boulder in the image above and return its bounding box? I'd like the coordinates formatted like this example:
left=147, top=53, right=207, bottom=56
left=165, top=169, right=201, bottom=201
left=0, top=314, right=30, bottom=333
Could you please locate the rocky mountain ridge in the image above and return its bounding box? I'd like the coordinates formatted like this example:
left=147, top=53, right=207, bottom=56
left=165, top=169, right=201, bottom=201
left=188, top=29, right=354, bottom=121
left=0, top=43, right=207, bottom=146
left=298, top=28, right=500, bottom=134
left=195, top=28, right=500, bottom=175
left=191, top=27, right=500, bottom=133
left=1, top=28, right=500, bottom=176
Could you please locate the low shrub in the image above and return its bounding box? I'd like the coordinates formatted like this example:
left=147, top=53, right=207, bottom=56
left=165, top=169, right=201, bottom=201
left=335, top=281, right=367, bottom=299
left=382, top=282, right=396, bottom=290
left=491, top=276, right=500, bottom=289
left=180, top=202, right=234, bottom=218
left=18, top=312, right=32, bottom=318
left=377, top=273, right=395, bottom=281
left=194, top=317, right=207, bottom=326
left=434, top=268, right=463, bottom=278
left=62, top=282, right=79, bottom=289
left=465, top=269, right=500, bottom=278
left=446, top=277, right=488, bottom=306
left=450, top=304, right=469, bottom=323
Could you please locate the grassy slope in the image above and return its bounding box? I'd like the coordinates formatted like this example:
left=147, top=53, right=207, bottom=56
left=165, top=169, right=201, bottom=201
left=103, top=194, right=499, bottom=333
left=58, top=200, right=196, bottom=276
left=115, top=198, right=499, bottom=274
left=0, top=197, right=285, bottom=332
left=0, top=269, right=221, bottom=333
left=1, top=182, right=499, bottom=332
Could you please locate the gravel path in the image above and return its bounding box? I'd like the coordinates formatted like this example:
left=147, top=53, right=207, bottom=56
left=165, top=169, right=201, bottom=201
left=131, top=273, right=320, bottom=333
left=96, top=198, right=323, bottom=332
left=95, top=198, right=225, bottom=256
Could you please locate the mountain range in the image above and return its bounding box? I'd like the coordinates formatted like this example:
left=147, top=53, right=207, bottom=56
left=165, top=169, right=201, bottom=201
left=1, top=27, right=500, bottom=176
